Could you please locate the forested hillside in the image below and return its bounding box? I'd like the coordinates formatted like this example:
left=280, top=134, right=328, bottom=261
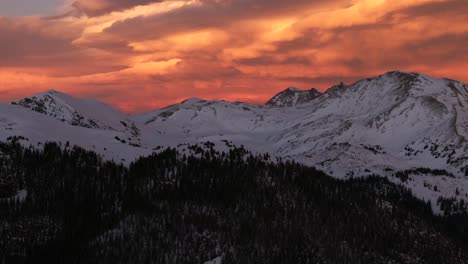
left=1, top=142, right=468, bottom=263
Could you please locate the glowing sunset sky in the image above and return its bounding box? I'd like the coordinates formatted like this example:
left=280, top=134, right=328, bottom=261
left=0, top=0, right=467, bottom=112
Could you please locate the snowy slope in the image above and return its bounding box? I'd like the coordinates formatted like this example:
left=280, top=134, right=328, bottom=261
left=139, top=98, right=286, bottom=151
left=15, top=90, right=142, bottom=147
left=274, top=71, right=468, bottom=175
left=2, top=71, right=468, bottom=211
left=138, top=71, right=468, bottom=178
left=0, top=103, right=152, bottom=163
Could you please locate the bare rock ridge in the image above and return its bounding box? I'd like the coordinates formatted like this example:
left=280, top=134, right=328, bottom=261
left=266, top=87, right=322, bottom=107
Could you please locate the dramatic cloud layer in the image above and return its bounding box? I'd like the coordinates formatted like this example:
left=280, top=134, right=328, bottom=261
left=1, top=0, right=467, bottom=112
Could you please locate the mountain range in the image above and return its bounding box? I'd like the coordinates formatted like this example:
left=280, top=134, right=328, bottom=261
left=1, top=70, right=468, bottom=212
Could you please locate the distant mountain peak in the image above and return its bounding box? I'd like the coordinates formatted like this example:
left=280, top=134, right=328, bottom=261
left=286, top=86, right=301, bottom=92
left=45, top=89, right=60, bottom=94
left=15, top=90, right=140, bottom=132
left=309, top=88, right=320, bottom=92
left=16, top=91, right=102, bottom=129
left=34, top=89, right=68, bottom=98
left=181, top=98, right=206, bottom=105
left=266, top=87, right=322, bottom=107
left=324, top=82, right=348, bottom=96
left=385, top=70, right=417, bottom=75
left=324, top=70, right=464, bottom=98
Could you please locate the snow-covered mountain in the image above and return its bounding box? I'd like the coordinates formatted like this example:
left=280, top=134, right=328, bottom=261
left=266, top=87, right=322, bottom=107
left=1, top=71, right=468, bottom=212
left=15, top=90, right=143, bottom=148
left=275, top=71, right=468, bottom=175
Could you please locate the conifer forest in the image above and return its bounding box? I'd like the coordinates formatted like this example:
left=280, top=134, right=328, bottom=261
left=1, top=142, right=468, bottom=263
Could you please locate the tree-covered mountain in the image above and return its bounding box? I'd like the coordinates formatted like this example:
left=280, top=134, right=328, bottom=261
left=1, top=141, right=468, bottom=263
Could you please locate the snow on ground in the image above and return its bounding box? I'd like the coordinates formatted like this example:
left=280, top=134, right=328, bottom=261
left=0, top=104, right=152, bottom=164
left=398, top=174, right=468, bottom=214
left=204, top=256, right=222, bottom=264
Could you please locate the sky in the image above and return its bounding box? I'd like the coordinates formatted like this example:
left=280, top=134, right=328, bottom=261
left=0, top=0, right=467, bottom=113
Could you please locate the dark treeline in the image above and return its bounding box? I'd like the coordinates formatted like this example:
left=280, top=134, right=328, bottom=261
left=394, top=167, right=455, bottom=183
left=1, top=141, right=468, bottom=263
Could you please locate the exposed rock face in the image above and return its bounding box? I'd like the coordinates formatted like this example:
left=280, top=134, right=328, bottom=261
left=266, top=87, right=322, bottom=107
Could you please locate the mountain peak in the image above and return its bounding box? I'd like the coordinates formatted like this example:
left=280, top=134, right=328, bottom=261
left=266, top=87, right=322, bottom=107
left=384, top=70, right=418, bottom=75
left=45, top=89, right=60, bottom=94
left=378, top=70, right=450, bottom=85
left=309, top=88, right=320, bottom=92
left=380, top=70, right=423, bottom=80
left=324, top=81, right=348, bottom=96
left=14, top=89, right=137, bottom=133
left=34, top=89, right=68, bottom=98
left=286, top=86, right=301, bottom=92
left=181, top=98, right=206, bottom=105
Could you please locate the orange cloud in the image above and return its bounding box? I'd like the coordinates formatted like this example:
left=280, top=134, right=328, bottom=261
left=0, top=0, right=467, bottom=112
left=72, top=0, right=167, bottom=16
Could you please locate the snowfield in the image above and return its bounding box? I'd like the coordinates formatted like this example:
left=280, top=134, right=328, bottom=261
left=1, top=71, right=468, bottom=212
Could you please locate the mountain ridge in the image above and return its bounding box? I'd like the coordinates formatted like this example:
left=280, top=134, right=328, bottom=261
left=13, top=70, right=466, bottom=113
left=266, top=86, right=322, bottom=107
left=2, top=70, right=468, bottom=212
